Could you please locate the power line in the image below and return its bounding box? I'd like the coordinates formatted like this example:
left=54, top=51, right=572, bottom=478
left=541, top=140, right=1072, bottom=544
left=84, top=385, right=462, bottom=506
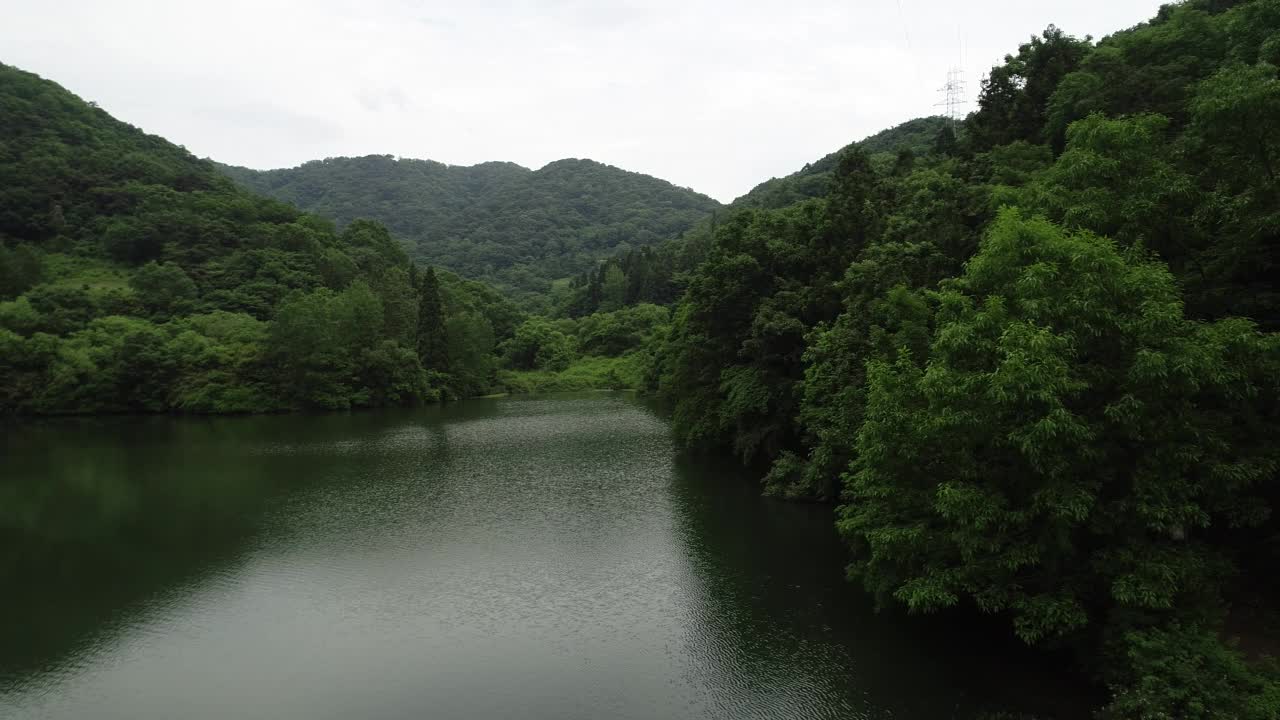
left=894, top=0, right=923, bottom=89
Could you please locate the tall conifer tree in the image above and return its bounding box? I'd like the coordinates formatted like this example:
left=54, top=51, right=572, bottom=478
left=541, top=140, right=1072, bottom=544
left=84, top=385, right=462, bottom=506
left=416, top=266, right=449, bottom=372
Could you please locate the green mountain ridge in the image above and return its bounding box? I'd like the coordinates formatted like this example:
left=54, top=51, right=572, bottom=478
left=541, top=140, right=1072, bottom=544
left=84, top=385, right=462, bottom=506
left=216, top=153, right=722, bottom=307
left=215, top=117, right=954, bottom=308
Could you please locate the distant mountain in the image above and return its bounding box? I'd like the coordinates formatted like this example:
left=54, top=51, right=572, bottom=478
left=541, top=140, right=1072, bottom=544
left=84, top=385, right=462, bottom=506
left=732, top=116, right=950, bottom=209
left=217, top=155, right=722, bottom=304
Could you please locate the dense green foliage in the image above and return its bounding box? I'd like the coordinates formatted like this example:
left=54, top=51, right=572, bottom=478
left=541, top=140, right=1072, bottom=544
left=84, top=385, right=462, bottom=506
left=649, top=1, right=1280, bottom=716
left=847, top=210, right=1277, bottom=643
left=733, top=116, right=951, bottom=210
left=549, top=117, right=957, bottom=319
left=218, top=155, right=721, bottom=307
left=0, top=63, right=519, bottom=413
left=491, top=303, right=669, bottom=393
left=6, top=0, right=1280, bottom=713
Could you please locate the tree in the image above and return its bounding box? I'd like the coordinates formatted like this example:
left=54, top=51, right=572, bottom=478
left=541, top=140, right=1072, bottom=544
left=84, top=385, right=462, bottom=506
left=1021, top=113, right=1194, bottom=251
left=416, top=266, right=449, bottom=372
left=657, top=202, right=827, bottom=460
left=765, top=162, right=981, bottom=500
left=827, top=146, right=878, bottom=245
left=968, top=25, right=1093, bottom=150
left=1189, top=62, right=1280, bottom=186
left=357, top=340, right=433, bottom=407
left=342, top=218, right=409, bottom=273
left=444, top=311, right=496, bottom=397
left=268, top=282, right=387, bottom=409
left=502, top=317, right=577, bottom=371
left=369, top=266, right=417, bottom=346
left=0, top=244, right=43, bottom=299
left=891, top=147, right=916, bottom=175
left=129, top=261, right=197, bottom=317
left=1103, top=623, right=1280, bottom=720
left=1185, top=62, right=1280, bottom=326
left=841, top=210, right=1278, bottom=646
left=599, top=264, right=626, bottom=313
left=932, top=124, right=958, bottom=156
left=576, top=303, right=669, bottom=356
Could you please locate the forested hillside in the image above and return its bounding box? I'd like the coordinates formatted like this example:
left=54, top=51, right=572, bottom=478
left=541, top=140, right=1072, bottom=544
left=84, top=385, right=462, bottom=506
left=0, top=63, right=519, bottom=413
left=549, top=116, right=952, bottom=317
left=5, top=0, right=1280, bottom=714
left=644, top=0, right=1280, bottom=716
left=218, top=155, right=721, bottom=306
left=733, top=116, right=951, bottom=210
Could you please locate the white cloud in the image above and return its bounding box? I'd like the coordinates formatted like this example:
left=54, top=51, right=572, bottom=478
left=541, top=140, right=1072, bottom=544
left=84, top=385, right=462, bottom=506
left=2, top=0, right=1163, bottom=201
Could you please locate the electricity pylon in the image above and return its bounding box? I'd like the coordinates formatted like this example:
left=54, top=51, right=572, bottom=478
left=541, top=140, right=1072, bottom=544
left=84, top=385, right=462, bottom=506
left=935, top=67, right=968, bottom=126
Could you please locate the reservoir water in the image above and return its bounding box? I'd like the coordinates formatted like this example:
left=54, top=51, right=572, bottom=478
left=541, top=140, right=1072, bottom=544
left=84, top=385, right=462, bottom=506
left=0, top=393, right=1085, bottom=719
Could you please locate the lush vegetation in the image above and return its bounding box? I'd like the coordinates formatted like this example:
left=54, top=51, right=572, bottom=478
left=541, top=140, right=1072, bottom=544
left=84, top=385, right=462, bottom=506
left=218, top=155, right=721, bottom=308
left=217, top=119, right=945, bottom=320
left=0, top=61, right=677, bottom=412
left=733, top=116, right=952, bottom=210
left=647, top=1, right=1280, bottom=716
left=492, top=303, right=668, bottom=393
left=550, top=117, right=957, bottom=318
left=6, top=0, right=1280, bottom=714
left=0, top=63, right=521, bottom=413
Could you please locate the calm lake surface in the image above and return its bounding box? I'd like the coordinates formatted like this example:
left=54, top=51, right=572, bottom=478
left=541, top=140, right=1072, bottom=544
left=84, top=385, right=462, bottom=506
left=1, top=393, right=1087, bottom=719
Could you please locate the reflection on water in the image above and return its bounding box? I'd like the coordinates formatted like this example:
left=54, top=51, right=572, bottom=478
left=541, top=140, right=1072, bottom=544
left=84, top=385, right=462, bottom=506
left=0, top=394, right=1089, bottom=719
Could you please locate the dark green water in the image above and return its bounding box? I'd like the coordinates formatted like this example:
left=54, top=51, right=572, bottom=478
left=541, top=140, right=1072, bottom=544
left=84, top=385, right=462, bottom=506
left=1, top=393, right=1086, bottom=719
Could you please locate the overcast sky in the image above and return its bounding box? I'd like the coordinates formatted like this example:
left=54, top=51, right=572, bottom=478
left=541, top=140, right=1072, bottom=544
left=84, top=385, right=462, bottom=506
left=4, top=0, right=1163, bottom=202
